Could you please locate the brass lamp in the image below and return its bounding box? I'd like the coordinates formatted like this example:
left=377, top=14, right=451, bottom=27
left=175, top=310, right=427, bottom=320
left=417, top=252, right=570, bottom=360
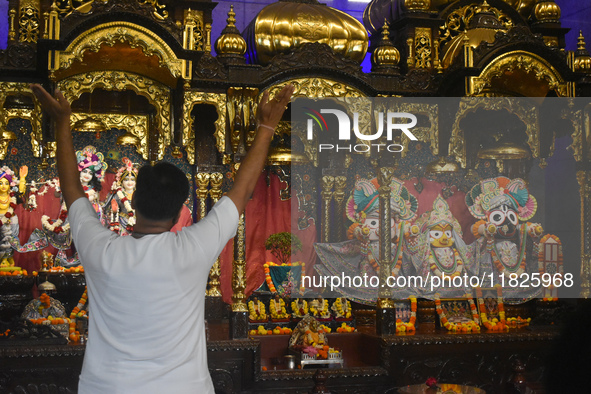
left=477, top=142, right=531, bottom=160
left=1, top=129, right=17, bottom=141
left=73, top=117, right=108, bottom=133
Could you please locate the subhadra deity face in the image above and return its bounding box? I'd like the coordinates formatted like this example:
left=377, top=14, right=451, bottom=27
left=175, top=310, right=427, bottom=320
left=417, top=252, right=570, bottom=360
left=488, top=204, right=518, bottom=239
left=0, top=178, right=10, bottom=194
left=429, top=223, right=454, bottom=248
left=362, top=212, right=398, bottom=241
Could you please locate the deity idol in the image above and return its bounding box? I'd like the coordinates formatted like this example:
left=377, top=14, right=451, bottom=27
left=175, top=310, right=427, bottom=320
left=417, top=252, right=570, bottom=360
left=0, top=165, right=28, bottom=267
left=314, top=177, right=418, bottom=303
left=466, top=177, right=556, bottom=301
left=103, top=158, right=137, bottom=235
left=38, top=146, right=107, bottom=266
left=406, top=195, right=474, bottom=297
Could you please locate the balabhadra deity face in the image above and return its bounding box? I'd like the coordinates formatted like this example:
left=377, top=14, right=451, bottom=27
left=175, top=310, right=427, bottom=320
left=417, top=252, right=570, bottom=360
left=363, top=212, right=398, bottom=241
left=488, top=204, right=518, bottom=238
left=429, top=223, right=454, bottom=248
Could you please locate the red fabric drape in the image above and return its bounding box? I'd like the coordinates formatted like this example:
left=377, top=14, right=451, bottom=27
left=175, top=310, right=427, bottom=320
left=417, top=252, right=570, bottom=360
left=219, top=172, right=317, bottom=304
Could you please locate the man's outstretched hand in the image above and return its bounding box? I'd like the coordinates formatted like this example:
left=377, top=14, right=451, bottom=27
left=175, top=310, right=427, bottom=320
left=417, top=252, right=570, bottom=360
left=30, top=84, right=72, bottom=126
left=256, top=84, right=295, bottom=132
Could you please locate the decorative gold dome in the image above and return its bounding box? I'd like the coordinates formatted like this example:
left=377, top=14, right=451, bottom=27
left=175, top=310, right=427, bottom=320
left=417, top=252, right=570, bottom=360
left=215, top=6, right=247, bottom=61
left=372, top=22, right=400, bottom=72
left=403, top=0, right=431, bottom=11
left=531, top=0, right=561, bottom=23
left=574, top=31, right=591, bottom=73
left=243, top=0, right=368, bottom=65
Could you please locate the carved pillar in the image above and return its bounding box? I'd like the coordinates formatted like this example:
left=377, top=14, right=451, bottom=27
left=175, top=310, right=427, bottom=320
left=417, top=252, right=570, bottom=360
left=231, top=213, right=248, bottom=338
left=206, top=173, right=223, bottom=297
left=376, top=167, right=396, bottom=335
left=196, top=173, right=210, bottom=221
left=577, top=171, right=591, bottom=298
left=321, top=176, right=334, bottom=243
left=333, top=176, right=347, bottom=241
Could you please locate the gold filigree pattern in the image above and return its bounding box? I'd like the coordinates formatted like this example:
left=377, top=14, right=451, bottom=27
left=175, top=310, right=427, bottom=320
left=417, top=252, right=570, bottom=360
left=58, top=22, right=182, bottom=78
left=53, top=0, right=94, bottom=17
left=70, top=113, right=148, bottom=159
left=577, top=171, right=591, bottom=298
left=415, top=28, right=432, bottom=69
left=232, top=214, right=247, bottom=311
left=58, top=71, right=171, bottom=161
left=0, top=82, right=47, bottom=159
left=449, top=97, right=539, bottom=169
left=138, top=0, right=169, bottom=20
left=469, top=51, right=568, bottom=97
left=183, top=91, right=227, bottom=165
left=18, top=4, right=40, bottom=43
left=321, top=176, right=335, bottom=243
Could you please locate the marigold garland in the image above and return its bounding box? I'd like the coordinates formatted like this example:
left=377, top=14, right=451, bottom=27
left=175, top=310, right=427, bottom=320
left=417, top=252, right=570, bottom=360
left=476, top=286, right=508, bottom=331
left=263, top=261, right=306, bottom=294
left=69, top=287, right=88, bottom=342
left=269, top=297, right=289, bottom=319
left=396, top=296, right=417, bottom=333
left=434, top=295, right=480, bottom=332
left=248, top=299, right=267, bottom=321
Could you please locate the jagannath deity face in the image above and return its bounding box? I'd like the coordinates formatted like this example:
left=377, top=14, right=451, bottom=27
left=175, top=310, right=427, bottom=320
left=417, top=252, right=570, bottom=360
left=362, top=212, right=398, bottom=241
left=488, top=203, right=518, bottom=238
left=79, top=168, right=93, bottom=185
left=0, top=178, right=10, bottom=194
left=122, top=175, right=136, bottom=193
left=429, top=223, right=454, bottom=248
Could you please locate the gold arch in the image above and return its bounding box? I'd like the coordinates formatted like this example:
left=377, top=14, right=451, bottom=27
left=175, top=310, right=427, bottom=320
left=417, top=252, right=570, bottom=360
left=469, top=51, right=568, bottom=97
left=58, top=71, right=171, bottom=161
left=57, top=21, right=182, bottom=79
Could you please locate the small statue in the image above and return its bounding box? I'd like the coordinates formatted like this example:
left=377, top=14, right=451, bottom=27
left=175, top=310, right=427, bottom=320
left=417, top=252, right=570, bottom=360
left=309, top=297, right=330, bottom=319
left=331, top=297, right=352, bottom=319
left=289, top=316, right=330, bottom=359
left=291, top=298, right=309, bottom=318
left=269, top=294, right=289, bottom=320
left=248, top=297, right=267, bottom=321
left=0, top=165, right=31, bottom=268
left=103, top=158, right=138, bottom=235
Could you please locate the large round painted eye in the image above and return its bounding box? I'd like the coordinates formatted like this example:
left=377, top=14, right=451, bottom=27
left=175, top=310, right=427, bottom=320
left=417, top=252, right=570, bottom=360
left=489, top=210, right=506, bottom=226
left=506, top=211, right=518, bottom=225
left=444, top=230, right=452, bottom=238
left=429, top=230, right=443, bottom=239
left=366, top=219, right=379, bottom=228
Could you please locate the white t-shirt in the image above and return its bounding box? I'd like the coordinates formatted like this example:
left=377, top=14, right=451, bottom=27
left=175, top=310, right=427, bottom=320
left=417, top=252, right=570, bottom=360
left=69, top=195, right=239, bottom=394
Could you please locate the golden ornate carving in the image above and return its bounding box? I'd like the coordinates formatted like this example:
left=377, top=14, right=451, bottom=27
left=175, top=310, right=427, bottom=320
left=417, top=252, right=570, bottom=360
left=449, top=97, right=539, bottom=169
left=138, top=0, right=169, bottom=20
left=70, top=113, right=148, bottom=158
left=195, top=172, right=210, bottom=220
left=377, top=298, right=395, bottom=309
left=414, top=28, right=432, bottom=69
left=183, top=91, right=227, bottom=165
left=566, top=103, right=584, bottom=162
left=407, top=37, right=414, bottom=68
left=574, top=32, right=591, bottom=73
left=377, top=167, right=394, bottom=300
left=404, top=0, right=431, bottom=11
left=215, top=6, right=247, bottom=57
left=469, top=51, right=568, bottom=97
left=18, top=2, right=40, bottom=43
left=53, top=0, right=94, bottom=17
left=183, top=9, right=204, bottom=51
left=232, top=214, right=247, bottom=311
left=8, top=8, right=16, bottom=41
left=58, top=22, right=182, bottom=78
left=373, top=22, right=400, bottom=70
left=58, top=71, right=171, bottom=161
left=0, top=82, right=48, bottom=159
left=576, top=171, right=591, bottom=298
left=391, top=102, right=439, bottom=157
left=532, top=0, right=560, bottom=23
left=209, top=173, right=224, bottom=201
left=321, top=176, right=335, bottom=243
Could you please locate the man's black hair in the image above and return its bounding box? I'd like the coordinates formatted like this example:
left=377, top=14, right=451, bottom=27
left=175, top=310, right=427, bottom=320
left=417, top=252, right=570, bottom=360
left=134, top=162, right=189, bottom=221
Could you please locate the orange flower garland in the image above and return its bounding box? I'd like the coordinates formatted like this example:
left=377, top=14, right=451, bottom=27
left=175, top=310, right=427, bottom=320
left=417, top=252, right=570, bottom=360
left=29, top=293, right=71, bottom=326
left=69, top=287, right=88, bottom=342
left=396, top=296, right=417, bottom=333
left=263, top=261, right=306, bottom=294
left=476, top=286, right=507, bottom=331
left=434, top=295, right=480, bottom=332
